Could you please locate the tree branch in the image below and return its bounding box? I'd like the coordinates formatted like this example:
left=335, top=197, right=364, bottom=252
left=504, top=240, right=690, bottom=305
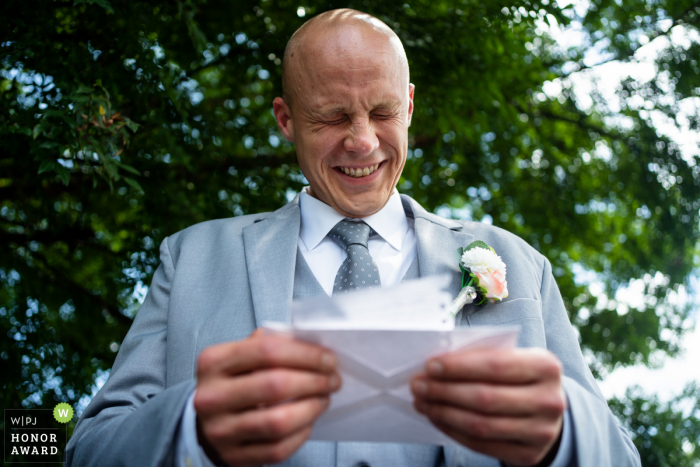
left=29, top=251, right=134, bottom=328
left=0, top=223, right=122, bottom=260
left=536, top=109, right=616, bottom=139
left=513, top=101, right=618, bottom=139
left=184, top=44, right=258, bottom=78
left=559, top=5, right=700, bottom=78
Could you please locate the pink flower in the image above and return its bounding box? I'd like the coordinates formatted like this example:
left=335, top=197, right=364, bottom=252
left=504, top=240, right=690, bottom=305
left=473, top=270, right=508, bottom=300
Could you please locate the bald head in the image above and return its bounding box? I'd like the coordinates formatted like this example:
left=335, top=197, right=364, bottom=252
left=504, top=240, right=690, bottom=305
left=282, top=9, right=409, bottom=110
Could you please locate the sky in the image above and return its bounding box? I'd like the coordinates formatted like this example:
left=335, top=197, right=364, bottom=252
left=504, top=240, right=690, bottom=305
left=548, top=0, right=700, bottom=403
left=599, top=323, right=700, bottom=400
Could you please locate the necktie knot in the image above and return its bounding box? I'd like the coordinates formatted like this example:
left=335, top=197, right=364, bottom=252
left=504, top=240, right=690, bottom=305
left=328, top=220, right=372, bottom=250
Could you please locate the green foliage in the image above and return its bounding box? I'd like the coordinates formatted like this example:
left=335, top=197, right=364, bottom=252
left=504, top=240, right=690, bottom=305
left=464, top=240, right=492, bottom=253
left=609, top=383, right=700, bottom=467
left=33, top=82, right=142, bottom=189
left=1, top=0, right=699, bottom=463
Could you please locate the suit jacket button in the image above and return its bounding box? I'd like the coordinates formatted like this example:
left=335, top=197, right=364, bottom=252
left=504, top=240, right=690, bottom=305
left=355, top=463, right=370, bottom=467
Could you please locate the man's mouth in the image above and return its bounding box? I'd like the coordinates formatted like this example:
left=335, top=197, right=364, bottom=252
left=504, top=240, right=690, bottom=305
left=337, top=163, right=381, bottom=178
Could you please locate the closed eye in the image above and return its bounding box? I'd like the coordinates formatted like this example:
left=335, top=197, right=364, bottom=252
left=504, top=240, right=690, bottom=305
left=309, top=116, right=348, bottom=132
left=371, top=110, right=398, bottom=119
left=325, top=117, right=347, bottom=125
left=315, top=114, right=349, bottom=126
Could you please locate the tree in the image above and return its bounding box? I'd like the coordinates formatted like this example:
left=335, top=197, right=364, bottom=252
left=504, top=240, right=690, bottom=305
left=2, top=0, right=699, bottom=464
left=609, top=383, right=700, bottom=466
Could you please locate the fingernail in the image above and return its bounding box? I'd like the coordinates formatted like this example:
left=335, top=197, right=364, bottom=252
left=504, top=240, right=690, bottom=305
left=412, top=380, right=428, bottom=396
left=427, top=360, right=443, bottom=376
left=321, top=352, right=335, bottom=369
left=415, top=401, right=429, bottom=413
left=328, top=374, right=340, bottom=390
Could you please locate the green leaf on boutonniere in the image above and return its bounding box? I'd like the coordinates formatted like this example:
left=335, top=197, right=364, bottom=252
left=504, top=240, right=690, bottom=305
left=477, top=285, right=489, bottom=304
left=464, top=240, right=491, bottom=252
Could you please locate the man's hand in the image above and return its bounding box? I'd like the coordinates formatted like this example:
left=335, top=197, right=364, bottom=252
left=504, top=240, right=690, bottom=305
left=194, top=330, right=341, bottom=467
left=411, top=347, right=566, bottom=467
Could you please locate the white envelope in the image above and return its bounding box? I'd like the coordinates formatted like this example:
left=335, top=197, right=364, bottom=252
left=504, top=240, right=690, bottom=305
left=263, top=325, right=519, bottom=445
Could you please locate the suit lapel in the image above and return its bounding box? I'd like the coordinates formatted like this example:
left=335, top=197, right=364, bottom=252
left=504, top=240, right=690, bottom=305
left=243, top=199, right=301, bottom=326
left=402, top=195, right=475, bottom=306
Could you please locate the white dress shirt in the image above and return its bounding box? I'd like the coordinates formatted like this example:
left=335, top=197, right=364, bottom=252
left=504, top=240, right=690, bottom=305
left=176, top=189, right=573, bottom=467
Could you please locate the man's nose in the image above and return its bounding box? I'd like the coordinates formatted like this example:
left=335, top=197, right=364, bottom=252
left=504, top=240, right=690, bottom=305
left=343, top=120, right=379, bottom=156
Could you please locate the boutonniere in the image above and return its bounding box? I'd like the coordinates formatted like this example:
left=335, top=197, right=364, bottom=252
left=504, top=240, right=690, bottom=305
left=449, top=240, right=509, bottom=315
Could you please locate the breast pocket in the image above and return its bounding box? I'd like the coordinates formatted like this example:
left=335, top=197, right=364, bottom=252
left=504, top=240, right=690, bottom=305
left=459, top=298, right=546, bottom=349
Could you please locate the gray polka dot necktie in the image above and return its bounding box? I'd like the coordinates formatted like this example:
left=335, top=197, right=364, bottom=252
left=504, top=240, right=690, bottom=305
left=328, top=220, right=381, bottom=295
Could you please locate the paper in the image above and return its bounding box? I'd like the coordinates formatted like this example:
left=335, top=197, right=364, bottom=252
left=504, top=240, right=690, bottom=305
left=290, top=275, right=455, bottom=331
left=263, top=276, right=520, bottom=445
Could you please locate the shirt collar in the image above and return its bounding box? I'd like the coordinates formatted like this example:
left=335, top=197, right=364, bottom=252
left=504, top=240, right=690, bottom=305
left=299, top=187, right=409, bottom=252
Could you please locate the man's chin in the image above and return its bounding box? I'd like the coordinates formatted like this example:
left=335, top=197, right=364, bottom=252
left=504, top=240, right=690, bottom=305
left=332, top=195, right=392, bottom=218
left=308, top=184, right=393, bottom=218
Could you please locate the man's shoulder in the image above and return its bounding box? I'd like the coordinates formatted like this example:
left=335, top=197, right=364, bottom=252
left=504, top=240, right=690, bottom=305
left=162, top=201, right=297, bottom=258
left=168, top=212, right=265, bottom=242
left=459, top=219, right=536, bottom=250
left=403, top=194, right=545, bottom=268
left=448, top=217, right=546, bottom=270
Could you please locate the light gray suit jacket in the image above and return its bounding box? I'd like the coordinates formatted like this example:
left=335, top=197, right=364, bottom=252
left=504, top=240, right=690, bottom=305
left=65, top=195, right=641, bottom=467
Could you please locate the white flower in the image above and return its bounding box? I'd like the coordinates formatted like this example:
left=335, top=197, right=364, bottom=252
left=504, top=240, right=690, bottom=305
left=460, top=247, right=506, bottom=274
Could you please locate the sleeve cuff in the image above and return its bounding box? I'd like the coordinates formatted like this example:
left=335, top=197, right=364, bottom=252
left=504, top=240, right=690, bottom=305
left=502, top=400, right=574, bottom=467
left=176, top=389, right=218, bottom=467
left=547, top=404, right=574, bottom=467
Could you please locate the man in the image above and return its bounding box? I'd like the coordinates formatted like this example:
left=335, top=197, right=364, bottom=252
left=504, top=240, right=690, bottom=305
left=66, top=9, right=641, bottom=467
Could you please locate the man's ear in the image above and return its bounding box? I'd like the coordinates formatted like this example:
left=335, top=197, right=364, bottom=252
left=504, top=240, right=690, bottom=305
left=273, top=97, right=295, bottom=142
left=407, top=83, right=415, bottom=127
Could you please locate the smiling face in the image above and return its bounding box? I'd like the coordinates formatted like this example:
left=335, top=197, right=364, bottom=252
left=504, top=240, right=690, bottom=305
left=273, top=13, right=414, bottom=218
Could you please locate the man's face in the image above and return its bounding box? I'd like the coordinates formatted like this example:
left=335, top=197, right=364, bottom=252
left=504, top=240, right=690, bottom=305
left=274, top=26, right=414, bottom=218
